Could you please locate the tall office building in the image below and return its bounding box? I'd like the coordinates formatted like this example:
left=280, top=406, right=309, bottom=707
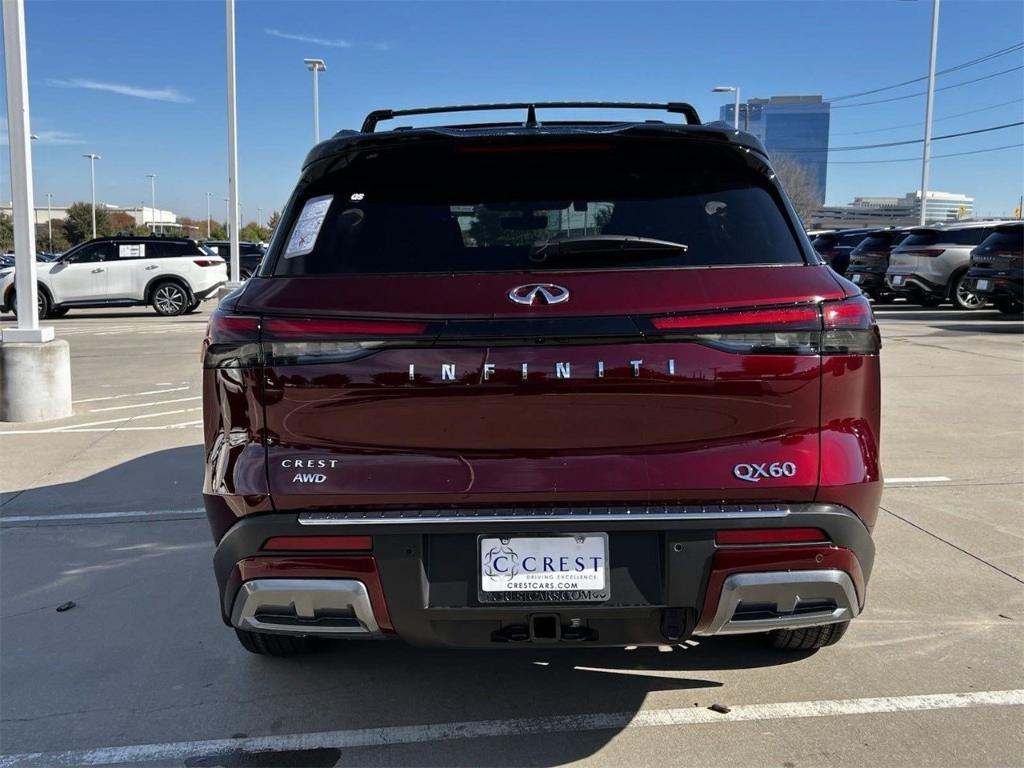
left=720, top=95, right=831, bottom=205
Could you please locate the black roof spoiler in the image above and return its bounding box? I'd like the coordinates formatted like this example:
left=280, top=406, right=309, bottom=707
left=360, top=101, right=702, bottom=133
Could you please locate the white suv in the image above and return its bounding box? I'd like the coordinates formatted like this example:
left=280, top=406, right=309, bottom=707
left=0, top=236, right=226, bottom=318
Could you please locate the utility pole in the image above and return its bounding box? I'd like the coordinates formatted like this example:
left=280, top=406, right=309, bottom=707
left=918, top=0, right=940, bottom=225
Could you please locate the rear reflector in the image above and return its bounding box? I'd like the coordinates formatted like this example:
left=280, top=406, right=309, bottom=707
left=715, top=528, right=827, bottom=545
left=262, top=536, right=373, bottom=551
left=263, top=318, right=428, bottom=338
left=651, top=306, right=819, bottom=331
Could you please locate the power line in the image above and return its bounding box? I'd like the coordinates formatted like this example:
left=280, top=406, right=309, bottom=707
left=783, top=120, right=1024, bottom=152
left=826, top=42, right=1024, bottom=101
left=831, top=97, right=1024, bottom=137
left=830, top=65, right=1024, bottom=109
left=828, top=142, right=1023, bottom=164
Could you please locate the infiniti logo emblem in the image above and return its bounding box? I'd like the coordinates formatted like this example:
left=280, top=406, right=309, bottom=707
left=507, top=283, right=570, bottom=306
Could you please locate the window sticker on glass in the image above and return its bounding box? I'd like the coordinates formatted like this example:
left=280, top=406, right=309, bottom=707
left=284, top=195, right=333, bottom=259
left=119, top=244, right=144, bottom=259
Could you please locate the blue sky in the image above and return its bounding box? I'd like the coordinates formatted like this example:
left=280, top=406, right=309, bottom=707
left=2, top=0, right=1022, bottom=220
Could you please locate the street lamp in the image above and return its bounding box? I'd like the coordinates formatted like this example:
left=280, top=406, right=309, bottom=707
left=257, top=207, right=262, bottom=231
left=146, top=173, right=157, bottom=233
left=303, top=58, right=327, bottom=144
left=45, top=192, right=52, bottom=252
left=712, top=86, right=741, bottom=131
left=205, top=192, right=212, bottom=239
left=82, top=153, right=101, bottom=238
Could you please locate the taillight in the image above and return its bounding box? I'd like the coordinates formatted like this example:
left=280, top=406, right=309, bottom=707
left=822, top=294, right=880, bottom=355
left=715, top=528, right=827, bottom=545
left=193, top=259, right=224, bottom=267
left=647, top=296, right=879, bottom=356
left=648, top=305, right=821, bottom=355
left=902, top=248, right=945, bottom=258
left=202, top=310, right=260, bottom=368
left=262, top=317, right=435, bottom=365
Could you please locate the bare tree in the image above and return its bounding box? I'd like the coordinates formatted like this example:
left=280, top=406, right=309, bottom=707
left=771, top=155, right=820, bottom=226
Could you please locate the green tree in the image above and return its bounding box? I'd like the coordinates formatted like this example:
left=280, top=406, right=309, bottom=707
left=266, top=210, right=281, bottom=234
left=35, top=222, right=71, bottom=254
left=467, top=205, right=548, bottom=246
left=62, top=202, right=111, bottom=245
left=207, top=221, right=227, bottom=241
left=0, top=213, right=13, bottom=252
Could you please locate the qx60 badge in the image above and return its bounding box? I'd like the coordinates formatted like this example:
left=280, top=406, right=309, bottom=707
left=733, top=461, right=798, bottom=483
left=508, top=283, right=570, bottom=306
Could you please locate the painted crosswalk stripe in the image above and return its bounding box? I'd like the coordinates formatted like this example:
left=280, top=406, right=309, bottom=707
left=0, top=689, right=1019, bottom=767
left=73, top=386, right=190, bottom=404
left=885, top=476, right=952, bottom=484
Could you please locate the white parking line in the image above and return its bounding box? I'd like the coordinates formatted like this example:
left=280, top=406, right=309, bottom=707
left=0, top=508, right=204, bottom=524
left=0, top=689, right=1019, bottom=767
left=89, top=396, right=201, bottom=413
left=885, top=476, right=952, bottom=484
left=73, top=386, right=190, bottom=404
left=0, top=420, right=202, bottom=435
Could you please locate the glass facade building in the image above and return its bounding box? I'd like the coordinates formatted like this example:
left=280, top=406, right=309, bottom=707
left=720, top=95, right=830, bottom=205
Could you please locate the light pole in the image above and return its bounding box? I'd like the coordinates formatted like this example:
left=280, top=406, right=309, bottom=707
left=82, top=153, right=100, bottom=238
left=45, top=192, right=52, bottom=252
left=712, top=86, right=741, bottom=131
left=146, top=173, right=157, bottom=233
left=257, top=207, right=262, bottom=231
left=304, top=58, right=326, bottom=144
left=225, top=0, right=240, bottom=283
left=918, top=0, right=940, bottom=225
left=205, top=192, right=212, bottom=239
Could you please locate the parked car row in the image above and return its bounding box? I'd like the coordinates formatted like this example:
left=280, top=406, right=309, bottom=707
left=812, top=221, right=1023, bottom=315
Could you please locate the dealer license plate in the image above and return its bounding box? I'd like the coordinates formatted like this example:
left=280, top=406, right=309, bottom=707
left=891, top=275, right=905, bottom=286
left=976, top=279, right=990, bottom=291
left=852, top=273, right=863, bottom=284
left=478, top=534, right=609, bottom=603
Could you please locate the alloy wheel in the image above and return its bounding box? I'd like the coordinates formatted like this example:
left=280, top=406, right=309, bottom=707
left=954, top=276, right=986, bottom=310
left=154, top=284, right=187, bottom=315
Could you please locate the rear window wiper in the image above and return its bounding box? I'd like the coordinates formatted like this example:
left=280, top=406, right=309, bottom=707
left=530, top=234, right=689, bottom=262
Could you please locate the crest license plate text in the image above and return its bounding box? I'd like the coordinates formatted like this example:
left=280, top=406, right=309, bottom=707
left=479, top=534, right=609, bottom=602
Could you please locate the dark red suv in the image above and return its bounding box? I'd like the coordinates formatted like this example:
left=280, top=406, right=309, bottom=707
left=203, top=102, right=880, bottom=656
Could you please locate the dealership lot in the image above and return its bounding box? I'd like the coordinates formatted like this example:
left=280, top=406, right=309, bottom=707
left=1, top=305, right=1021, bottom=767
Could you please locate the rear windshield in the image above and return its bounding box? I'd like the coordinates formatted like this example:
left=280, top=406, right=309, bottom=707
left=974, top=228, right=1023, bottom=257
left=851, top=233, right=905, bottom=254
left=272, top=140, right=804, bottom=275
left=811, top=235, right=837, bottom=251
left=900, top=227, right=991, bottom=248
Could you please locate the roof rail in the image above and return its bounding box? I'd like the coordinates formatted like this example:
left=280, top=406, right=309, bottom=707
left=360, top=101, right=702, bottom=133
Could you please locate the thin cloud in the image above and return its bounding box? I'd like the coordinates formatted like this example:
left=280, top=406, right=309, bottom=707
left=265, top=28, right=351, bottom=48
left=0, top=118, right=80, bottom=145
left=48, top=78, right=193, bottom=104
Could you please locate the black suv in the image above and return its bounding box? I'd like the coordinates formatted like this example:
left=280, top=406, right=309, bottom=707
left=965, top=222, right=1023, bottom=315
left=844, top=228, right=909, bottom=303
left=811, top=229, right=873, bottom=275
left=204, top=241, right=266, bottom=280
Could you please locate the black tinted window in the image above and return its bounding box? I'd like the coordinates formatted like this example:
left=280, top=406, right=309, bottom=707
left=68, top=242, right=116, bottom=263
left=899, top=230, right=941, bottom=248
left=974, top=228, right=1023, bottom=256
left=812, top=235, right=837, bottom=251
left=274, top=141, right=804, bottom=275
left=148, top=242, right=195, bottom=258
left=946, top=227, right=990, bottom=246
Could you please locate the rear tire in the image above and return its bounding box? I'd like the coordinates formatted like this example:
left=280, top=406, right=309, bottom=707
left=185, top=300, right=201, bottom=314
left=951, top=273, right=986, bottom=311
left=10, top=288, right=50, bottom=319
left=872, top=293, right=895, bottom=305
left=235, top=629, right=314, bottom=656
left=765, top=621, right=850, bottom=651
left=151, top=281, right=190, bottom=316
left=918, top=295, right=943, bottom=308
left=995, top=296, right=1023, bottom=316
left=48, top=306, right=70, bottom=317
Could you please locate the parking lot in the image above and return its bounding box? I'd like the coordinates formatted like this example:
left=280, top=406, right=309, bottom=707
left=1, top=304, right=1022, bottom=767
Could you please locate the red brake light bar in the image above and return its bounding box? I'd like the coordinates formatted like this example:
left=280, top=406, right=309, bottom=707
left=193, top=259, right=223, bottom=267
left=206, top=312, right=259, bottom=343
left=261, top=535, right=373, bottom=551
left=823, top=295, right=873, bottom=329
left=651, top=306, right=819, bottom=331
left=715, top=528, right=827, bottom=546
left=263, top=318, right=429, bottom=338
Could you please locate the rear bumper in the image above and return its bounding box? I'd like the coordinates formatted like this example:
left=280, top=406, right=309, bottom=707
left=844, top=269, right=889, bottom=295
left=194, top=281, right=226, bottom=301
left=213, top=503, right=875, bottom=647
left=885, top=271, right=945, bottom=297
left=965, top=268, right=1023, bottom=301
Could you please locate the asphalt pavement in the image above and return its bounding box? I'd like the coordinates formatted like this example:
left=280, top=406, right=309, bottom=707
left=1, top=303, right=1022, bottom=767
